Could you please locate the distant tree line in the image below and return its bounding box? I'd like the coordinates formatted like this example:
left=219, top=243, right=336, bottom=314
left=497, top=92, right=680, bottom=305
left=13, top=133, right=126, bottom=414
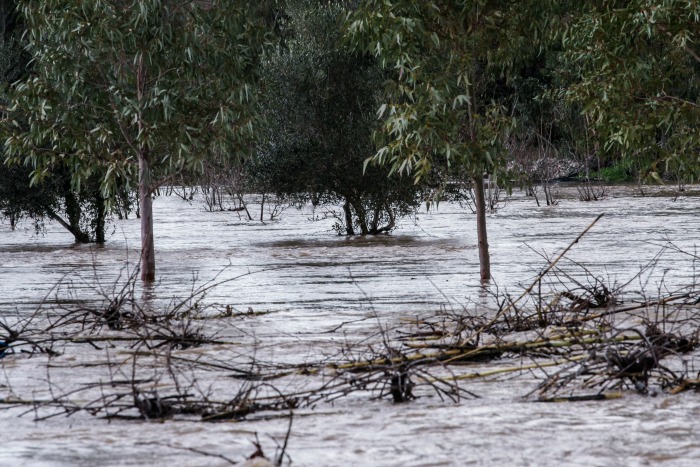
left=2, top=0, right=699, bottom=281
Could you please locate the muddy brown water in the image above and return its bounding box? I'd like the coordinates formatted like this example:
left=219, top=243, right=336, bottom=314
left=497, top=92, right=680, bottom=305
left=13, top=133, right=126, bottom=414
left=1, top=184, right=700, bottom=466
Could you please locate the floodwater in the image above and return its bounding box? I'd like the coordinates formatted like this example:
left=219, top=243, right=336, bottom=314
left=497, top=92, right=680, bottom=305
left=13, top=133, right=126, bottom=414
left=2, top=184, right=700, bottom=466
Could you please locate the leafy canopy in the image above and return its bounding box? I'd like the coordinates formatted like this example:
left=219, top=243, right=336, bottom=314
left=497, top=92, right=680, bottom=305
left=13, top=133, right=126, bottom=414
left=560, top=0, right=700, bottom=179
left=345, top=0, right=556, bottom=182
left=255, top=0, right=423, bottom=234
left=4, top=0, right=272, bottom=201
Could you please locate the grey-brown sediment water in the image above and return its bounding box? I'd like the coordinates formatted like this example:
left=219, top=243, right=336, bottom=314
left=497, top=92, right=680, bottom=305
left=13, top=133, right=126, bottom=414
left=1, top=184, right=700, bottom=466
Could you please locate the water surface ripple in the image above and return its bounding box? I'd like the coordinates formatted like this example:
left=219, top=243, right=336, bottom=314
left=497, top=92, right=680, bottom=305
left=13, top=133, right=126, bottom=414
left=1, top=185, right=700, bottom=466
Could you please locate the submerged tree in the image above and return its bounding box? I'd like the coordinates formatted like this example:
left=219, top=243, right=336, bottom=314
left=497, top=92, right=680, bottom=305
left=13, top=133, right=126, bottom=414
left=0, top=164, right=110, bottom=241
left=347, top=1, right=555, bottom=280
left=254, top=0, right=425, bottom=235
left=4, top=0, right=272, bottom=281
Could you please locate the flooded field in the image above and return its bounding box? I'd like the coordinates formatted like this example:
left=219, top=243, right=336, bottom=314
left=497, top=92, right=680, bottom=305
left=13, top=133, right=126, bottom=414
left=2, top=184, right=700, bottom=466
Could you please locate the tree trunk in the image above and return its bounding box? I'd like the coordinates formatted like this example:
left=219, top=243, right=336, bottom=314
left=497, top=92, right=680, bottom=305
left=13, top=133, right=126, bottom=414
left=46, top=208, right=90, bottom=243
left=137, top=53, right=155, bottom=282
left=351, top=200, right=369, bottom=235
left=260, top=193, right=265, bottom=222
left=374, top=202, right=395, bottom=234
left=64, top=190, right=91, bottom=243
left=8, top=211, right=18, bottom=230
left=369, top=205, right=380, bottom=233
left=139, top=152, right=156, bottom=282
left=343, top=200, right=354, bottom=235
left=236, top=192, right=253, bottom=220
left=472, top=175, right=491, bottom=282
left=94, top=190, right=106, bottom=244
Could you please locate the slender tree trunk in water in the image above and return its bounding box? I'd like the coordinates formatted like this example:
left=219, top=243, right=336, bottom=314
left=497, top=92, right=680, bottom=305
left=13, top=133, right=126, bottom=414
left=65, top=190, right=91, bottom=243
left=47, top=208, right=90, bottom=243
left=236, top=192, right=252, bottom=220
left=464, top=79, right=489, bottom=281
left=65, top=190, right=81, bottom=231
left=260, top=193, right=265, bottom=222
left=343, top=200, right=355, bottom=235
left=95, top=190, right=106, bottom=244
left=139, top=152, right=156, bottom=282
left=137, top=54, right=155, bottom=282
left=472, top=175, right=491, bottom=282
left=370, top=206, right=380, bottom=233
left=351, top=200, right=369, bottom=235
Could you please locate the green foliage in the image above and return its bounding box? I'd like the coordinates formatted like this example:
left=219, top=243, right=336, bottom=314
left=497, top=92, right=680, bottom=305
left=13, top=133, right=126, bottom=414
left=1, top=0, right=109, bottom=241
left=3, top=0, right=272, bottom=201
left=254, top=0, right=424, bottom=235
left=0, top=161, right=58, bottom=229
left=0, top=162, right=108, bottom=241
left=346, top=0, right=557, bottom=183
left=0, top=0, right=23, bottom=106
left=590, top=159, right=637, bottom=183
left=560, top=0, right=700, bottom=180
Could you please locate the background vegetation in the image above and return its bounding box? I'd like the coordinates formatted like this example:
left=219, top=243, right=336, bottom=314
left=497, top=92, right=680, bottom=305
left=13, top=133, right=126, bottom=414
left=2, top=0, right=700, bottom=280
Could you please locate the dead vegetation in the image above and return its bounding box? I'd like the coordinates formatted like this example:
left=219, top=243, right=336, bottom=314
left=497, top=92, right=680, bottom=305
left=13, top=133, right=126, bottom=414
left=2, top=215, right=700, bottom=463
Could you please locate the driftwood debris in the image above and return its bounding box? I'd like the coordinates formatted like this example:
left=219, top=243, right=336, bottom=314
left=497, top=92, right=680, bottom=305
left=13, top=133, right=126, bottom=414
left=2, top=213, right=700, bottom=436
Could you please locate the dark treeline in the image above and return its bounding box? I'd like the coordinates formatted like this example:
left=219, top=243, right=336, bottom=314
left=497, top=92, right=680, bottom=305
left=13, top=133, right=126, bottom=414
left=2, top=0, right=699, bottom=281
